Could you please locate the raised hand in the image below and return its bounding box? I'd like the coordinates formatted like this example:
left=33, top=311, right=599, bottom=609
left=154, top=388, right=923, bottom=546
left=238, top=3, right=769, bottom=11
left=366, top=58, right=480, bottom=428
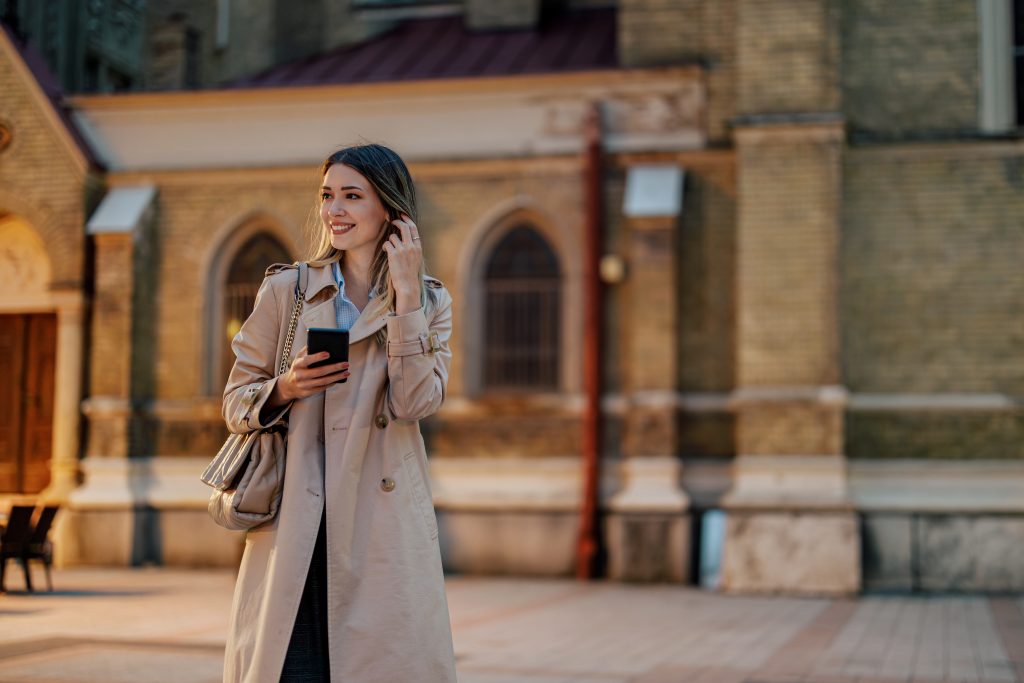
left=382, top=212, right=423, bottom=314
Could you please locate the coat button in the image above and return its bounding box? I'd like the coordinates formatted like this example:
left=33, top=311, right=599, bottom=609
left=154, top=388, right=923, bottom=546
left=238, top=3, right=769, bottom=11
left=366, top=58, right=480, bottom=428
left=380, top=477, right=396, bottom=492
left=374, top=414, right=389, bottom=429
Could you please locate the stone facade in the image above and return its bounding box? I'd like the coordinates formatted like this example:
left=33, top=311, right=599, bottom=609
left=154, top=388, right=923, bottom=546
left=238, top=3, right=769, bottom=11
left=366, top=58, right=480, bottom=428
left=840, top=0, right=980, bottom=138
left=0, top=45, right=90, bottom=286
left=2, top=1, right=1023, bottom=592
left=842, top=144, right=1024, bottom=460
left=735, top=0, right=840, bottom=114
left=0, top=28, right=95, bottom=507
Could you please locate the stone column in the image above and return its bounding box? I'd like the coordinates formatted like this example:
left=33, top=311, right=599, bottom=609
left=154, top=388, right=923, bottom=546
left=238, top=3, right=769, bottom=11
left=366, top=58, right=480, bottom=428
left=606, top=165, right=690, bottom=583
left=718, top=0, right=858, bottom=596
left=57, top=230, right=138, bottom=567
left=39, top=290, right=86, bottom=503
left=83, top=231, right=136, bottom=459
left=721, top=121, right=858, bottom=595
left=147, top=14, right=198, bottom=91
left=58, top=186, right=157, bottom=567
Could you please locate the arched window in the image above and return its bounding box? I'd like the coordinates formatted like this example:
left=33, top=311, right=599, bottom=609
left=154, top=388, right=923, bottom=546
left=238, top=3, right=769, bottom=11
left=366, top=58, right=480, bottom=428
left=220, top=234, right=290, bottom=389
left=483, top=225, right=561, bottom=391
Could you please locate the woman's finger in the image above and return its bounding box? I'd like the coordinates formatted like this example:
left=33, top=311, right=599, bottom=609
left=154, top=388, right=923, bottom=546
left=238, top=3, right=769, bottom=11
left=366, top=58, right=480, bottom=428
left=388, top=234, right=403, bottom=249
left=298, top=369, right=350, bottom=392
left=305, top=361, right=349, bottom=380
left=294, top=351, right=330, bottom=368
left=399, top=215, right=421, bottom=242
left=398, top=214, right=420, bottom=243
left=393, top=217, right=412, bottom=243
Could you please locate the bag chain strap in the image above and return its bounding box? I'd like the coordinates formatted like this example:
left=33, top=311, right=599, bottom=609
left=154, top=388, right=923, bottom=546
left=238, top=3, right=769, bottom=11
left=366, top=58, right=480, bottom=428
left=278, top=264, right=306, bottom=377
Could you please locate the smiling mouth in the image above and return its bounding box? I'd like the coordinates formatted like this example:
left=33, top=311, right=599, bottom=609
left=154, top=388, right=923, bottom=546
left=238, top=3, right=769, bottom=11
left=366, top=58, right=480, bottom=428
left=331, top=224, right=355, bottom=234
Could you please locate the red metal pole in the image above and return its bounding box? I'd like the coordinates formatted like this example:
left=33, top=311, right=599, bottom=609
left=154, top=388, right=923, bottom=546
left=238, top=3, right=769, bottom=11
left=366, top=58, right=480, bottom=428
left=576, top=102, right=603, bottom=580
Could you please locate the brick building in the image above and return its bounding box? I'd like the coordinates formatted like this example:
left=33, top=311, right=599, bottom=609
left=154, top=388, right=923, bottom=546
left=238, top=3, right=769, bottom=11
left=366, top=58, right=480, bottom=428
left=1, top=0, right=1022, bottom=594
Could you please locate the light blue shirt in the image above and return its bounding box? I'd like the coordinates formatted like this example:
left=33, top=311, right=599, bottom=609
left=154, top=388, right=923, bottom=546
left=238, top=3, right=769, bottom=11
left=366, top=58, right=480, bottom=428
left=332, top=260, right=363, bottom=332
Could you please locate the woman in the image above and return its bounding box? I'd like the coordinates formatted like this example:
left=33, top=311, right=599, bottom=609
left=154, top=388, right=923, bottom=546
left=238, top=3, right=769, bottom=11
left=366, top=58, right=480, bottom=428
left=220, top=144, right=457, bottom=682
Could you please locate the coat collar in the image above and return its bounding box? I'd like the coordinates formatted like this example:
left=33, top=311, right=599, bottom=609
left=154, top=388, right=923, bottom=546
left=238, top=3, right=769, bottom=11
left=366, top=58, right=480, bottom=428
left=300, top=263, right=388, bottom=344
left=302, top=263, right=337, bottom=303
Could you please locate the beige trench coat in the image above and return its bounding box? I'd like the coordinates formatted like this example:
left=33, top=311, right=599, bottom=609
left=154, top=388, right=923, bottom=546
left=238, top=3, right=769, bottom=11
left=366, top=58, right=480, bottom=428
left=220, top=261, right=457, bottom=682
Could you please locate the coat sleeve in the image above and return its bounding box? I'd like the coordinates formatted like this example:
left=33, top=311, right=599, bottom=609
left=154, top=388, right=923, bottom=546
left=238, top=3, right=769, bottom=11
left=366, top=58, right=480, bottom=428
left=384, top=287, right=453, bottom=421
left=222, top=275, right=293, bottom=434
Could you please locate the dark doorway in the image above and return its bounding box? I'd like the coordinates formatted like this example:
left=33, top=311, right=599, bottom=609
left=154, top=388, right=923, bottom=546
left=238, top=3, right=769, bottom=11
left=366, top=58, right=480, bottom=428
left=0, top=313, right=57, bottom=493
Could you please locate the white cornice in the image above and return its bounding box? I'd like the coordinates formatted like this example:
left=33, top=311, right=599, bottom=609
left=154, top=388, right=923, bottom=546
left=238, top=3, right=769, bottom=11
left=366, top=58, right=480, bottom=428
left=70, top=68, right=705, bottom=172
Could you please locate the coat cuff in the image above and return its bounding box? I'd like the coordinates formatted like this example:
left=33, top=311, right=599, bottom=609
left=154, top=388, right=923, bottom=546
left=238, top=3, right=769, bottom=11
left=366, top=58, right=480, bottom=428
left=244, top=376, right=292, bottom=430
left=386, top=307, right=437, bottom=357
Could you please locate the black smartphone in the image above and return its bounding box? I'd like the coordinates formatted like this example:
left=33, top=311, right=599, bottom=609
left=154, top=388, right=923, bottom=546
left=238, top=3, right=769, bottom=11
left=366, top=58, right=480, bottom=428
left=307, top=328, right=350, bottom=382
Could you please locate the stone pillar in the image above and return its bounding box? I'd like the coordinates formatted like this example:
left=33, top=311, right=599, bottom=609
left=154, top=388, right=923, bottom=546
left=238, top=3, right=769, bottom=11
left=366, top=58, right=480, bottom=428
left=606, top=165, right=690, bottom=583
left=718, top=0, right=858, bottom=597
left=38, top=291, right=86, bottom=503
left=721, top=121, right=858, bottom=595
left=57, top=230, right=138, bottom=567
left=58, top=186, right=157, bottom=567
left=147, top=13, right=199, bottom=91
left=618, top=0, right=702, bottom=69
left=83, top=231, right=136, bottom=459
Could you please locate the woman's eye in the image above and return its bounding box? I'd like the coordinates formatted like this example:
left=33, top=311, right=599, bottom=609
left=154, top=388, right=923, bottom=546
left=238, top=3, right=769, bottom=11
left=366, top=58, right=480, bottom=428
left=346, top=193, right=360, bottom=200
left=321, top=192, right=331, bottom=201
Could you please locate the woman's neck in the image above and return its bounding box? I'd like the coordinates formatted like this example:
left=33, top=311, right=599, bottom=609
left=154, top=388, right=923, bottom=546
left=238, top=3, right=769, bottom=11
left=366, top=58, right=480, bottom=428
left=340, top=249, right=374, bottom=295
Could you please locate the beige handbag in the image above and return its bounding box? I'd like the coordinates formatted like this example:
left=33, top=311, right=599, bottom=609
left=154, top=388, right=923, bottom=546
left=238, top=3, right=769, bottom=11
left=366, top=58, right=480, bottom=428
left=201, top=263, right=307, bottom=531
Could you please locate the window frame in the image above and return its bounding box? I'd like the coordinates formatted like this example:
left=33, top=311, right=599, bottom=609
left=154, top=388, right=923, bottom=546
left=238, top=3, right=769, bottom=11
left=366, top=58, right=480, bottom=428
left=481, top=225, right=563, bottom=393
left=978, top=0, right=1019, bottom=133
left=202, top=217, right=297, bottom=397
left=458, top=201, right=583, bottom=400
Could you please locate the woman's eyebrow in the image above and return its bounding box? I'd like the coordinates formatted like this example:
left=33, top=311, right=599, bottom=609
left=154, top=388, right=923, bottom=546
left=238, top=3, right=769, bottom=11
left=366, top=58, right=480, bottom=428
left=321, top=185, right=364, bottom=191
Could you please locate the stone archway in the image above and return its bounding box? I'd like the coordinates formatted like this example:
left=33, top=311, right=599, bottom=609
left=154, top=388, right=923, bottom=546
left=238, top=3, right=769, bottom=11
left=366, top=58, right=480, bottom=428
left=0, top=214, right=53, bottom=306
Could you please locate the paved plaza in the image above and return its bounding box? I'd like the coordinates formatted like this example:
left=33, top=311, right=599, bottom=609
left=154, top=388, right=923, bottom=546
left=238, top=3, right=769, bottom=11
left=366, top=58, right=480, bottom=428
left=0, top=568, right=1021, bottom=683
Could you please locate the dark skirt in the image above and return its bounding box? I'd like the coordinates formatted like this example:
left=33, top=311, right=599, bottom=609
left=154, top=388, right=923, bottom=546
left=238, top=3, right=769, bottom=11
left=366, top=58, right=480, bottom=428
left=280, top=507, right=330, bottom=682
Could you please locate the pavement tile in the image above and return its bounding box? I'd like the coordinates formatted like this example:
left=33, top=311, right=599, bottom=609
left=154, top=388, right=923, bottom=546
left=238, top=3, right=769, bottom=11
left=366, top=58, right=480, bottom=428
left=0, top=643, right=222, bottom=683
left=991, top=598, right=1024, bottom=683
left=758, top=600, right=859, bottom=678
left=0, top=569, right=1019, bottom=683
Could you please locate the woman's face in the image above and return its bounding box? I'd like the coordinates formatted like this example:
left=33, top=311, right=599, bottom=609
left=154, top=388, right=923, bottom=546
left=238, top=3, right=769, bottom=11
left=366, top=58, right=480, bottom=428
left=320, top=163, right=390, bottom=256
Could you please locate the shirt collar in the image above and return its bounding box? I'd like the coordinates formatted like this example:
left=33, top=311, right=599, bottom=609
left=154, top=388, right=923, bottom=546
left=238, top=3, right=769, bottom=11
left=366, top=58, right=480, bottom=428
left=332, top=259, right=346, bottom=293
left=332, top=260, right=381, bottom=300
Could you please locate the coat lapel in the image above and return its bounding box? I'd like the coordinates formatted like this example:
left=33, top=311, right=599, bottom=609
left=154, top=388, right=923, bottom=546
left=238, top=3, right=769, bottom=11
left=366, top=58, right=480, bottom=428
left=347, top=306, right=388, bottom=345
left=297, top=263, right=388, bottom=344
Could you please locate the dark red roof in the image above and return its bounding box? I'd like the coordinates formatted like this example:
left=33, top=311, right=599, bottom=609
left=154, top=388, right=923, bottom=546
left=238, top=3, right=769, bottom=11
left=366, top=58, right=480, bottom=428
left=224, top=7, right=617, bottom=89
left=1, top=22, right=102, bottom=170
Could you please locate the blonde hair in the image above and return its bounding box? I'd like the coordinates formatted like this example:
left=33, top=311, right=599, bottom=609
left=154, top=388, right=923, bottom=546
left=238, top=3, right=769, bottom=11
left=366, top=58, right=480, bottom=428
left=305, top=144, right=433, bottom=344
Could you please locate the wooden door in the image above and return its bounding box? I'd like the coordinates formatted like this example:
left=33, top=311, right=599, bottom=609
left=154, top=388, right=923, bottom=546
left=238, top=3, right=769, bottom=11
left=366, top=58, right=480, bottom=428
left=0, top=314, right=56, bottom=493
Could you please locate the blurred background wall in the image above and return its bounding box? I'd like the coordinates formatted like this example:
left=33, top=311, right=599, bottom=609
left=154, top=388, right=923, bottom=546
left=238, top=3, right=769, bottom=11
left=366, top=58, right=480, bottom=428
left=0, top=0, right=1022, bottom=595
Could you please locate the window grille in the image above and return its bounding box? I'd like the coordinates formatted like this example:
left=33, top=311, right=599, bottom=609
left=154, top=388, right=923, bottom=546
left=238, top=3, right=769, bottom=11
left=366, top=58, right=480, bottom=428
left=483, top=226, right=561, bottom=391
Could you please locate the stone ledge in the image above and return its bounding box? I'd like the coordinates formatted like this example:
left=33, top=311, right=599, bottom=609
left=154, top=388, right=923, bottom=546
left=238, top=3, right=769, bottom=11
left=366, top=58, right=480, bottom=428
left=849, top=459, right=1024, bottom=513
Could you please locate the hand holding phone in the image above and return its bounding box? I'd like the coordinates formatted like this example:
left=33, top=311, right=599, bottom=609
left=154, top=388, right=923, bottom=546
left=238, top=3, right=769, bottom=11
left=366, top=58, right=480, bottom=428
left=307, top=328, right=350, bottom=383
